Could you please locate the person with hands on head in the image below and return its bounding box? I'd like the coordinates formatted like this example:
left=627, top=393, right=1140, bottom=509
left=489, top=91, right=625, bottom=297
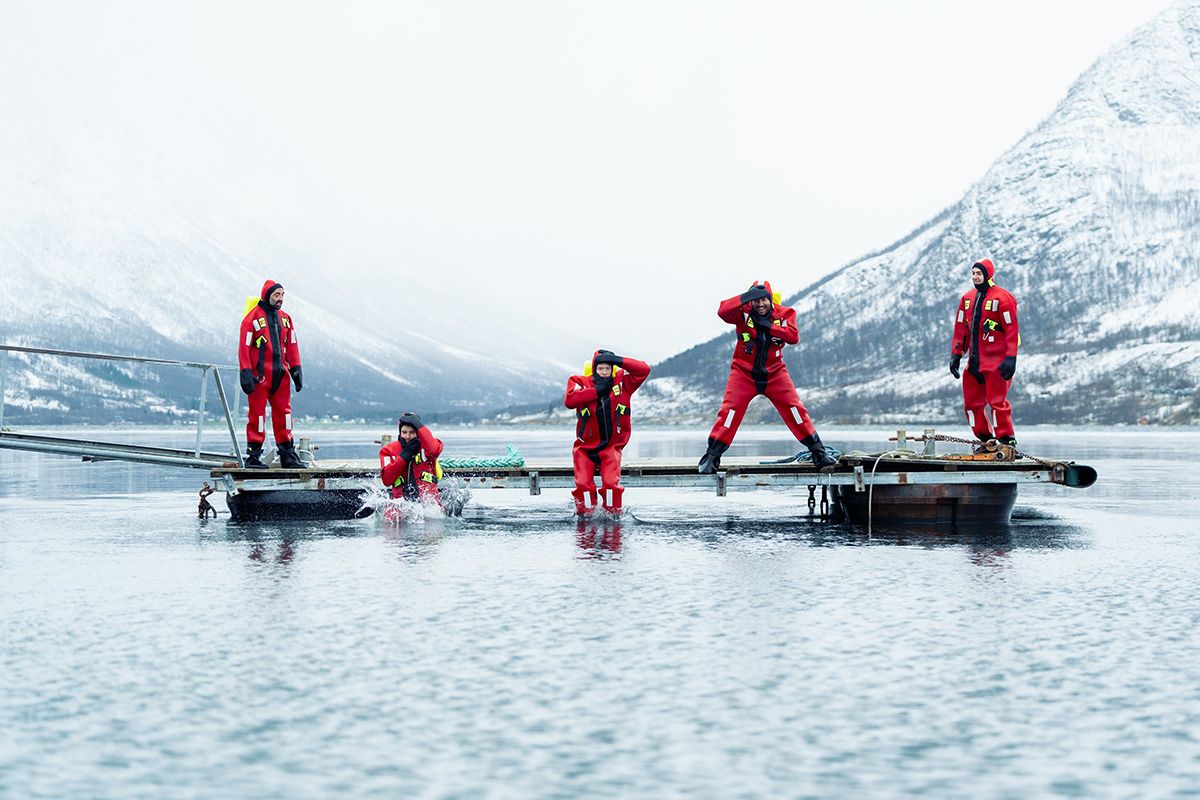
left=949, top=258, right=1020, bottom=447
left=379, top=412, right=444, bottom=504
left=237, top=279, right=304, bottom=469
left=564, top=349, right=652, bottom=515
left=697, top=281, right=837, bottom=474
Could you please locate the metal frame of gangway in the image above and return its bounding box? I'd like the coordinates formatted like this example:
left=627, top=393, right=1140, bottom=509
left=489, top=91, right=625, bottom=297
left=0, top=344, right=245, bottom=469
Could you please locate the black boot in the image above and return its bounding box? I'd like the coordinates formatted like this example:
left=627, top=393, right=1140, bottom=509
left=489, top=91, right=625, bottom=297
left=697, top=437, right=730, bottom=475
left=244, top=444, right=268, bottom=469
left=277, top=440, right=304, bottom=469
left=800, top=433, right=838, bottom=470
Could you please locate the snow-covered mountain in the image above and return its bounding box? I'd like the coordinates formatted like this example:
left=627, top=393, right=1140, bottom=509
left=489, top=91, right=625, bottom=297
left=0, top=56, right=590, bottom=424
left=621, top=0, right=1200, bottom=428
left=0, top=197, right=571, bottom=422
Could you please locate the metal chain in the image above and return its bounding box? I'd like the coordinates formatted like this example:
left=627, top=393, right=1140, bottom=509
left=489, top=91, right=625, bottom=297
left=931, top=433, right=1058, bottom=468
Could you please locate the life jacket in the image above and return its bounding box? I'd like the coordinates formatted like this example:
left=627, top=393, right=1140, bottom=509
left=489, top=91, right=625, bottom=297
left=564, top=353, right=652, bottom=452
left=379, top=427, right=445, bottom=500
left=951, top=259, right=1020, bottom=373
left=716, top=280, right=800, bottom=392
left=238, top=279, right=300, bottom=391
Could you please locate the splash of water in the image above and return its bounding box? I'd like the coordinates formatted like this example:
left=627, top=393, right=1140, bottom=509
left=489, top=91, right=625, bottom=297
left=357, top=476, right=473, bottom=523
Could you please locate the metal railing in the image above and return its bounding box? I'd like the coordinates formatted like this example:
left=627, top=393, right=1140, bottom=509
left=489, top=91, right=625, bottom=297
left=0, top=344, right=244, bottom=469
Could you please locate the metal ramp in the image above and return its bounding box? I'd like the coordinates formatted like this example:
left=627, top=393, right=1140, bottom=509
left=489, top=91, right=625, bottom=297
left=0, top=344, right=244, bottom=469
left=0, top=431, right=238, bottom=469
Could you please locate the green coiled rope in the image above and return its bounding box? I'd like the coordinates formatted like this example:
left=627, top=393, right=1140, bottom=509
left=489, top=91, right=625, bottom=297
left=439, top=445, right=525, bottom=469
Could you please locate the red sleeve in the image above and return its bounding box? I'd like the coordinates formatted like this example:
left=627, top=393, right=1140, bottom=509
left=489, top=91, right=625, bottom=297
left=717, top=295, right=748, bottom=325
left=951, top=293, right=970, bottom=356
left=238, top=313, right=255, bottom=370
left=1001, top=291, right=1019, bottom=357
left=564, top=376, right=598, bottom=409
left=770, top=307, right=800, bottom=345
left=618, top=358, right=652, bottom=394
left=285, top=312, right=301, bottom=368
left=417, top=427, right=443, bottom=460
left=380, top=443, right=406, bottom=487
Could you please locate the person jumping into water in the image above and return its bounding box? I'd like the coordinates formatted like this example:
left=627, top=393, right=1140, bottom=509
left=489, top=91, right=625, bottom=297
left=697, top=281, right=837, bottom=474
left=564, top=350, right=652, bottom=515
left=379, top=412, right=444, bottom=505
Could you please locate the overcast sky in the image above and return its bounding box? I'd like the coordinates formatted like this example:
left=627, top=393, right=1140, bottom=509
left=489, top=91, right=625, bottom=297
left=1, top=0, right=1169, bottom=361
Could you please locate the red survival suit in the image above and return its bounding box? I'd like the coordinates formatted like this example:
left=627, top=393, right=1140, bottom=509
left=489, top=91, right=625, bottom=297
left=238, top=280, right=301, bottom=451
left=950, top=259, right=1020, bottom=440
left=708, top=281, right=817, bottom=446
left=379, top=425, right=444, bottom=503
left=563, top=351, right=652, bottom=514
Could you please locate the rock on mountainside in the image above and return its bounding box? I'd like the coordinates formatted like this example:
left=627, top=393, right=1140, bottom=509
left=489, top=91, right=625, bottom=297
left=637, top=0, right=1200, bottom=427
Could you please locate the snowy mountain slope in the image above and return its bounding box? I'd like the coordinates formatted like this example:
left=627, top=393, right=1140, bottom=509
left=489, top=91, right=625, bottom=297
left=0, top=57, right=591, bottom=424
left=636, top=0, right=1200, bottom=427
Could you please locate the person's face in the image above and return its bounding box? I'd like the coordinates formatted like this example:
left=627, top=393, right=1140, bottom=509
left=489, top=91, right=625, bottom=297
left=971, top=267, right=986, bottom=287
left=399, top=425, right=418, bottom=442
left=269, top=287, right=285, bottom=308
left=595, top=363, right=613, bottom=379
left=752, top=296, right=772, bottom=316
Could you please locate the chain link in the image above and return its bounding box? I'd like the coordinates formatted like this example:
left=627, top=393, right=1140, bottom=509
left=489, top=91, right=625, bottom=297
left=931, top=433, right=1058, bottom=468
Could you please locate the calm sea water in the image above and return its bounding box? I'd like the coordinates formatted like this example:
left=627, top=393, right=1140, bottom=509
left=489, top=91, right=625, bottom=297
left=1, top=425, right=1198, bottom=799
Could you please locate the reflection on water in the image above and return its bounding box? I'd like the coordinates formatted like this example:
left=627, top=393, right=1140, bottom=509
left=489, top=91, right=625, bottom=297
left=1, top=426, right=1199, bottom=798
left=575, top=517, right=624, bottom=559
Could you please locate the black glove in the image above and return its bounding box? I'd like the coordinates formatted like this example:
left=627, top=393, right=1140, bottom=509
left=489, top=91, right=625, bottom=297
left=949, top=354, right=961, bottom=379
left=289, top=365, right=303, bottom=392
left=998, top=355, right=1017, bottom=381
left=400, top=437, right=421, bottom=461
left=739, top=284, right=771, bottom=304
left=239, top=368, right=256, bottom=395
left=593, top=350, right=624, bottom=368
left=592, top=376, right=613, bottom=396
left=398, top=412, right=424, bottom=431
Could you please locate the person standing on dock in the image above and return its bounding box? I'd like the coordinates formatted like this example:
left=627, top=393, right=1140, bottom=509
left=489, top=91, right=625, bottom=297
left=238, top=279, right=304, bottom=469
left=564, top=350, right=652, bottom=515
left=379, top=412, right=444, bottom=504
left=949, top=258, right=1020, bottom=447
left=697, top=282, right=837, bottom=474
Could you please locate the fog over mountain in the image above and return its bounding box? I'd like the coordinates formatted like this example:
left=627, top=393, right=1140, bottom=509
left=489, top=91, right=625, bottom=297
left=2, top=2, right=1196, bottom=427
left=610, top=0, right=1200, bottom=428
left=0, top=50, right=589, bottom=423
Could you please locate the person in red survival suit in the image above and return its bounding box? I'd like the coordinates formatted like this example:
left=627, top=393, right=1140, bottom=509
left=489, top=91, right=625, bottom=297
left=949, top=258, right=1020, bottom=446
left=564, top=350, right=652, bottom=515
left=697, top=281, right=837, bottom=473
left=238, top=279, right=304, bottom=468
left=379, top=412, right=444, bottom=504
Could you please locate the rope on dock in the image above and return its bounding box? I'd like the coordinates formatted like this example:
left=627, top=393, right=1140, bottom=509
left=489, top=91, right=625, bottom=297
left=759, top=448, right=843, bottom=465
left=440, top=445, right=525, bottom=469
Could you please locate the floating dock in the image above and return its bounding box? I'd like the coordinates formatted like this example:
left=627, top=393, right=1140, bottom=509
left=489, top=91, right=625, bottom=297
left=211, top=450, right=1097, bottom=526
